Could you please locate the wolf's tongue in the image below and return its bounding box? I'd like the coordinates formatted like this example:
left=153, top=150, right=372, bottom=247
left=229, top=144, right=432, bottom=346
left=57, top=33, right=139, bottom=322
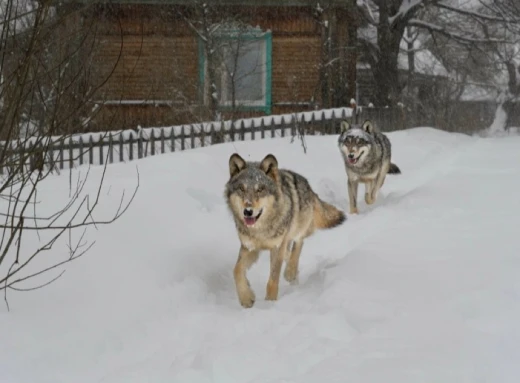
left=244, top=217, right=256, bottom=226
left=348, top=158, right=357, bottom=164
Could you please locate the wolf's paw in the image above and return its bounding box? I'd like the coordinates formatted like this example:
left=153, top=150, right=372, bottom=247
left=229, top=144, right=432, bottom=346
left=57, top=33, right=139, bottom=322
left=265, top=280, right=279, bottom=301
left=265, top=293, right=278, bottom=301
left=284, top=267, right=299, bottom=285
left=238, top=289, right=256, bottom=308
left=349, top=207, right=359, bottom=215
left=365, top=194, right=375, bottom=205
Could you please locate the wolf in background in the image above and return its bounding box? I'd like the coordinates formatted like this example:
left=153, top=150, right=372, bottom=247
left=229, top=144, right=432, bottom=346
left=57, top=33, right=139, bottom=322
left=338, top=120, right=401, bottom=214
left=225, top=153, right=346, bottom=308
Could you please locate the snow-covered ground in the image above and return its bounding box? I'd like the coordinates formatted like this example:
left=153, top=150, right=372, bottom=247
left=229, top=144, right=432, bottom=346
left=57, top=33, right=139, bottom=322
left=1, top=127, right=520, bottom=383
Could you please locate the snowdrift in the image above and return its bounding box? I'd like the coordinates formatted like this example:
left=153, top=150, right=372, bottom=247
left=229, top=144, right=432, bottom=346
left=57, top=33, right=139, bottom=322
left=1, top=127, right=520, bottom=383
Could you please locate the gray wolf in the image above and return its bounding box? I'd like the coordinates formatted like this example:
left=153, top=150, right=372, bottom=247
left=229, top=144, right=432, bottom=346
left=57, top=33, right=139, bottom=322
left=337, top=120, right=401, bottom=214
left=225, top=153, right=346, bottom=308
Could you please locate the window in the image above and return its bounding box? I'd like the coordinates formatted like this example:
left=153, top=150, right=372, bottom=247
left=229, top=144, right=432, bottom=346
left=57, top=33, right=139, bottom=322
left=199, top=26, right=272, bottom=114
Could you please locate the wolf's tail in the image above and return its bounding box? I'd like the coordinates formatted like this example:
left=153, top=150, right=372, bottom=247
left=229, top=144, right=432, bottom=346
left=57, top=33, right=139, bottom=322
left=314, top=198, right=346, bottom=230
left=388, top=162, right=401, bottom=174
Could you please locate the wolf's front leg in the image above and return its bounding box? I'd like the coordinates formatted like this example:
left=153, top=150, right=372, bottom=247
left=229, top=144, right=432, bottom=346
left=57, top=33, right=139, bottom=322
left=234, top=246, right=260, bottom=308
left=266, top=240, right=289, bottom=301
left=348, top=178, right=359, bottom=214
left=365, top=180, right=375, bottom=205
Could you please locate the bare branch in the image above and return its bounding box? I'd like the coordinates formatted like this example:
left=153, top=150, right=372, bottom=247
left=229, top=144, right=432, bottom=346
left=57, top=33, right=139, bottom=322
left=0, top=0, right=137, bottom=307
left=409, top=19, right=510, bottom=45
left=433, top=1, right=519, bottom=23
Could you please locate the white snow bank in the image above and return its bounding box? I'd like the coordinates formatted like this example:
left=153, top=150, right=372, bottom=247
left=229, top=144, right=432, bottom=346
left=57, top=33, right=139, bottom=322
left=1, top=127, right=520, bottom=383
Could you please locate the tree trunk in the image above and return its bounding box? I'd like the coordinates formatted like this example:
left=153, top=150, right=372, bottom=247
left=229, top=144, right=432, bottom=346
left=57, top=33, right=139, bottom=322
left=345, top=18, right=358, bottom=104
left=506, top=61, right=520, bottom=97
left=373, top=0, right=406, bottom=107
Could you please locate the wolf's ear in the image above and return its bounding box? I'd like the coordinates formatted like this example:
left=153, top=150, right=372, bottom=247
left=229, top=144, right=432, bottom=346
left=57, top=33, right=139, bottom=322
left=362, top=120, right=375, bottom=134
left=259, top=154, right=279, bottom=182
left=229, top=153, right=247, bottom=178
left=340, top=121, right=351, bottom=133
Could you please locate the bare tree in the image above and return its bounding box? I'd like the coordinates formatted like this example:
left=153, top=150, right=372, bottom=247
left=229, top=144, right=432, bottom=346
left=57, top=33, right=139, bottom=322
left=479, top=0, right=520, bottom=132
left=182, top=4, right=265, bottom=115
left=178, top=2, right=273, bottom=145
left=355, top=0, right=520, bottom=111
left=178, top=1, right=234, bottom=122
left=0, top=0, right=137, bottom=309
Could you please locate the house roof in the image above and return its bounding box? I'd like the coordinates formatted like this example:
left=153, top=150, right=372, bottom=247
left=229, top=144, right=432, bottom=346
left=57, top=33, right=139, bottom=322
left=66, top=0, right=353, bottom=6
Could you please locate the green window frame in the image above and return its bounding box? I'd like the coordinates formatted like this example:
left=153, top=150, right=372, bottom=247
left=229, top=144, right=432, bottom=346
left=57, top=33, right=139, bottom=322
left=198, top=27, right=272, bottom=114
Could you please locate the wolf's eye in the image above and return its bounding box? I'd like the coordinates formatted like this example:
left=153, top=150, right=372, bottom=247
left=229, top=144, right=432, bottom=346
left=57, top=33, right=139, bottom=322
left=257, top=185, right=265, bottom=193
left=239, top=185, right=246, bottom=192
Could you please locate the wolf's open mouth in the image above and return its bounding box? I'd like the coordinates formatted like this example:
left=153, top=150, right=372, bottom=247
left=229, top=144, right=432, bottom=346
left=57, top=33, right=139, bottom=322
left=348, top=153, right=362, bottom=164
left=244, top=209, right=263, bottom=226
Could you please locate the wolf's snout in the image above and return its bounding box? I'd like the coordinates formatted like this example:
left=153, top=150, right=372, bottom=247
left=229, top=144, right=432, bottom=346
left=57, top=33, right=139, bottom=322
left=347, top=153, right=355, bottom=159
left=242, top=207, right=263, bottom=227
left=243, top=208, right=254, bottom=217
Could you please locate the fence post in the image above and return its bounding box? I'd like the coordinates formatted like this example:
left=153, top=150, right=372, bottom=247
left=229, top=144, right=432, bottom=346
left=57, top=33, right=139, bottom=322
left=109, top=134, right=114, bottom=163
left=128, top=133, right=134, bottom=161
left=119, top=133, right=124, bottom=162
left=150, top=130, right=156, bottom=155
left=68, top=137, right=74, bottom=170
left=240, top=120, right=245, bottom=141
left=230, top=121, right=235, bottom=142
left=160, top=129, right=165, bottom=154
left=79, top=136, right=84, bottom=166
left=59, top=140, right=64, bottom=170
left=89, top=136, right=94, bottom=165
left=99, top=135, right=104, bottom=165
left=137, top=130, right=143, bottom=159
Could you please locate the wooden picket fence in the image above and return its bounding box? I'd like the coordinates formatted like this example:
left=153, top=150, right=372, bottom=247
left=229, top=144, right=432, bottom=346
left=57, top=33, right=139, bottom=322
left=0, top=107, right=355, bottom=175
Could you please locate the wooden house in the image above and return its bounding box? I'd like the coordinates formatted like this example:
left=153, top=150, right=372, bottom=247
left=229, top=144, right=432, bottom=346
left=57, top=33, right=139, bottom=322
left=55, top=0, right=359, bottom=131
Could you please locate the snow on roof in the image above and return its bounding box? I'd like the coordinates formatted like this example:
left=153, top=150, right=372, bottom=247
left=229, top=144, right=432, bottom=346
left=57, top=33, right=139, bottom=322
left=459, top=83, right=499, bottom=102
